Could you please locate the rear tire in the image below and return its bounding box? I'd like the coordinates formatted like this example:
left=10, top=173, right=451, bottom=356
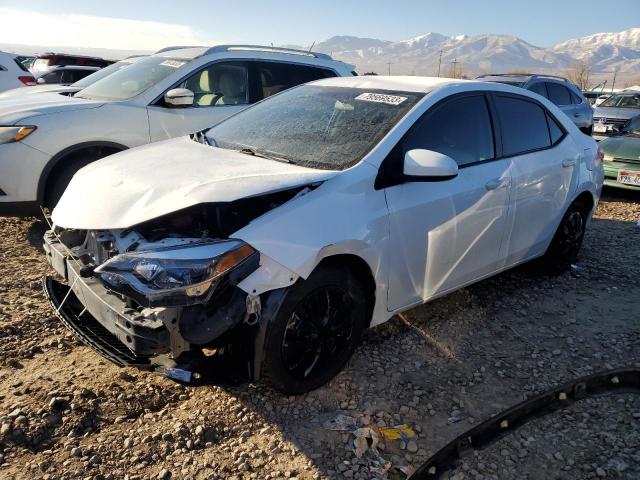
left=262, top=264, right=368, bottom=394
left=538, top=201, right=588, bottom=272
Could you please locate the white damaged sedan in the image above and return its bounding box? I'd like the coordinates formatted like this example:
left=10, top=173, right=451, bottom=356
left=43, top=76, right=603, bottom=393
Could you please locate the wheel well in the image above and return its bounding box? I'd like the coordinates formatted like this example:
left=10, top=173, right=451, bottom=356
left=574, top=191, right=595, bottom=214
left=41, top=145, right=123, bottom=205
left=316, top=254, right=376, bottom=323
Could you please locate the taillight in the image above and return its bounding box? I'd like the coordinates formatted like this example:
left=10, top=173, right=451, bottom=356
left=18, top=76, right=36, bottom=86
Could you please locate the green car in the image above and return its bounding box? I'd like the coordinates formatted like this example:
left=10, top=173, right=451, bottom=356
left=600, top=114, right=640, bottom=191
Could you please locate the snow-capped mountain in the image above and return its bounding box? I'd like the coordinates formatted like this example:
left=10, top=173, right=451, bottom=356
left=306, top=28, right=640, bottom=75
left=553, top=28, right=640, bottom=72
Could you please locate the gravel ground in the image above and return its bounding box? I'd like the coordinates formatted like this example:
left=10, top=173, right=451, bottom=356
left=0, top=188, right=638, bottom=480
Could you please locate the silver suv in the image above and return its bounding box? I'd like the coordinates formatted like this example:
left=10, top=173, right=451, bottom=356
left=0, top=45, right=354, bottom=215
left=477, top=74, right=594, bottom=134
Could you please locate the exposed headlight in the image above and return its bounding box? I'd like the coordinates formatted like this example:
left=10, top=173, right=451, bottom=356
left=603, top=154, right=614, bottom=161
left=0, top=126, right=36, bottom=144
left=94, top=240, right=258, bottom=307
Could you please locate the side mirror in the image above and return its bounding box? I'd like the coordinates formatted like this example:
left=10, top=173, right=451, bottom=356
left=36, top=77, right=46, bottom=85
left=164, top=88, right=194, bottom=108
left=403, top=149, right=458, bottom=179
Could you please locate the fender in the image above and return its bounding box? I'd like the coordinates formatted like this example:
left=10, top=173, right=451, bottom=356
left=36, top=141, right=129, bottom=204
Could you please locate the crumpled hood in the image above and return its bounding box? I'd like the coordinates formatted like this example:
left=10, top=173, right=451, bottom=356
left=0, top=92, right=103, bottom=124
left=52, top=136, right=338, bottom=229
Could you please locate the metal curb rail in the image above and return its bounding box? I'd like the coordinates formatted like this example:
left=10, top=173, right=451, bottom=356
left=409, top=368, right=640, bottom=479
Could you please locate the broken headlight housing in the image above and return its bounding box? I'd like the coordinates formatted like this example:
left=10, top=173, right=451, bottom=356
left=94, top=240, right=258, bottom=307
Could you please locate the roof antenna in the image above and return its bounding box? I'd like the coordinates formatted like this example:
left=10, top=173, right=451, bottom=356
left=309, top=41, right=316, bottom=53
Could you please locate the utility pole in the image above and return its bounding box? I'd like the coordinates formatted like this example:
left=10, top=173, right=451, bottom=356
left=387, top=62, right=392, bottom=76
left=451, top=58, right=459, bottom=78
left=437, top=50, right=443, bottom=77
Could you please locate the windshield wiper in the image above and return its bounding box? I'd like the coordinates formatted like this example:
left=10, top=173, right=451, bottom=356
left=193, top=130, right=216, bottom=146
left=238, top=147, right=291, bottom=163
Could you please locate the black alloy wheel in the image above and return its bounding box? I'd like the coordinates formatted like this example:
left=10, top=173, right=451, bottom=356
left=262, top=264, right=367, bottom=394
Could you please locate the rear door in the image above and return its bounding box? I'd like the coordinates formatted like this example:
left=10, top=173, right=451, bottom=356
left=252, top=61, right=336, bottom=101
left=546, top=82, right=580, bottom=122
left=493, top=93, right=578, bottom=265
left=147, top=61, right=250, bottom=141
left=385, top=93, right=511, bottom=310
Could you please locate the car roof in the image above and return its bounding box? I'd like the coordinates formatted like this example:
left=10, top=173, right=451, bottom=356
left=479, top=74, right=531, bottom=83
left=48, top=65, right=102, bottom=71
left=152, top=44, right=346, bottom=66
left=36, top=52, right=106, bottom=60
left=312, top=75, right=472, bottom=93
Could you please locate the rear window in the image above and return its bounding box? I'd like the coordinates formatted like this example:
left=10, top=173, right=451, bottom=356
left=31, top=58, right=51, bottom=71
left=256, top=61, right=335, bottom=100
left=12, top=58, right=29, bottom=73
left=529, top=82, right=548, bottom=98
left=546, top=83, right=571, bottom=106
left=494, top=95, right=552, bottom=156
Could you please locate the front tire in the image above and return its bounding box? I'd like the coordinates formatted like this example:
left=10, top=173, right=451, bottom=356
left=539, top=201, right=588, bottom=272
left=262, top=264, right=368, bottom=394
left=44, top=157, right=95, bottom=210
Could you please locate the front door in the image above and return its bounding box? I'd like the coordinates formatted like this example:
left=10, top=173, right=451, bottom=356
left=385, top=93, right=511, bottom=311
left=147, top=61, right=250, bottom=142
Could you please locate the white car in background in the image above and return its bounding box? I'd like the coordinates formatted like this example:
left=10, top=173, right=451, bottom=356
left=0, top=54, right=186, bottom=100
left=0, top=51, right=36, bottom=92
left=34, top=65, right=101, bottom=86
left=0, top=45, right=354, bottom=215
left=44, top=76, right=603, bottom=393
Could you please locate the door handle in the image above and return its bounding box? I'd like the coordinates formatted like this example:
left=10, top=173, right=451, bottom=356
left=485, top=178, right=509, bottom=190
left=562, top=157, right=577, bottom=167
left=574, top=113, right=581, bottom=117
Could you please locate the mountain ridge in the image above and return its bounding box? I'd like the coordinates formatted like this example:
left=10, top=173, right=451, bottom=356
left=306, top=28, right=640, bottom=76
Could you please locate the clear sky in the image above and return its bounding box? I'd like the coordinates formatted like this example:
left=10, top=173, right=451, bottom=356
left=0, top=0, right=638, bottom=50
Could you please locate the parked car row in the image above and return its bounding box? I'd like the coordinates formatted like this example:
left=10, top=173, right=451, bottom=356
left=0, top=51, right=116, bottom=94
left=1, top=44, right=604, bottom=393
left=0, top=56, right=147, bottom=99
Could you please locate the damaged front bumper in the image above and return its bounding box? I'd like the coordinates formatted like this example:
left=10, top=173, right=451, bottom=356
left=42, top=230, right=253, bottom=374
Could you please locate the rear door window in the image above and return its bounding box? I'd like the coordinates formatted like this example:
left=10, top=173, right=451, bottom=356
left=255, top=62, right=336, bottom=100
left=546, top=83, right=572, bottom=106
left=402, top=94, right=495, bottom=167
left=494, top=95, right=552, bottom=156
left=529, top=82, right=548, bottom=98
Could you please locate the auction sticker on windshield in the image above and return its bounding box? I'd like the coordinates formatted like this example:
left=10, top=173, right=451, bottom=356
left=355, top=92, right=407, bottom=106
left=160, top=60, right=186, bottom=68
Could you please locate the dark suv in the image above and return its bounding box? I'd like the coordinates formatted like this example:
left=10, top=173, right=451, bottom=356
left=30, top=53, right=113, bottom=74
left=477, top=74, right=594, bottom=134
